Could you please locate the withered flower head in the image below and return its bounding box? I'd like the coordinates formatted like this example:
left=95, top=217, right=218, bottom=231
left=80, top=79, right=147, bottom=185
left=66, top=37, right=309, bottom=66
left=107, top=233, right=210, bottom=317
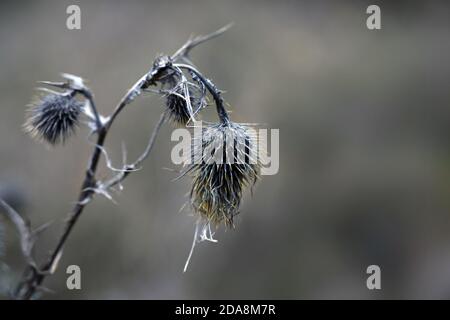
left=24, top=92, right=83, bottom=145
left=187, top=122, right=260, bottom=227
left=166, top=85, right=199, bottom=126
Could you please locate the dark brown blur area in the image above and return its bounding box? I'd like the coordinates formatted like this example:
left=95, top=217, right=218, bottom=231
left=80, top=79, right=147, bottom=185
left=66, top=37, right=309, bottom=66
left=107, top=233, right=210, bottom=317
left=1, top=0, right=450, bottom=299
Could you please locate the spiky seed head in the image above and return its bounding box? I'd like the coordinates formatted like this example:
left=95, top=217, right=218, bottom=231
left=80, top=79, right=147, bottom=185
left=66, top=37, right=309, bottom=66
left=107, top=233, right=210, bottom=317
left=187, top=122, right=260, bottom=227
left=166, top=86, right=199, bottom=126
left=24, top=93, right=83, bottom=145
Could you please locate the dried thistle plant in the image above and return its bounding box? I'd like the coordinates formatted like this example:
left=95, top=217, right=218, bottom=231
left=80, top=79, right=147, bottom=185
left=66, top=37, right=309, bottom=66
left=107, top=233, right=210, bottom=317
left=0, top=23, right=262, bottom=299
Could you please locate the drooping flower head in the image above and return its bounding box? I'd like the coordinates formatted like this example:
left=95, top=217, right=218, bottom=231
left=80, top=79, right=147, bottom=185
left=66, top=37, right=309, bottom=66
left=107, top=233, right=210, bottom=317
left=151, top=58, right=205, bottom=126
left=165, top=85, right=200, bottom=126
left=186, top=121, right=260, bottom=228
left=24, top=92, right=83, bottom=145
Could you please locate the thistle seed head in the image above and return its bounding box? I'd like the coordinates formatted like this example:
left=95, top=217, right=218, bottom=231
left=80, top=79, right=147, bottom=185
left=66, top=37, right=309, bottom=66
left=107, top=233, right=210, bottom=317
left=166, top=86, right=199, bottom=126
left=24, top=92, right=83, bottom=145
left=187, top=122, right=260, bottom=227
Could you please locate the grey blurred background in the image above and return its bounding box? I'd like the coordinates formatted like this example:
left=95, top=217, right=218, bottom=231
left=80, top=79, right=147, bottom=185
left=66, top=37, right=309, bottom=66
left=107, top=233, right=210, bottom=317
left=0, top=0, right=450, bottom=299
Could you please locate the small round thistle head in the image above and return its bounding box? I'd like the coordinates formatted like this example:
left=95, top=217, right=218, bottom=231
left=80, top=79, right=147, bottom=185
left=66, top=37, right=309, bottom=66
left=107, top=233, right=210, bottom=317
left=187, top=122, right=260, bottom=227
left=166, top=85, right=199, bottom=126
left=24, top=92, right=83, bottom=145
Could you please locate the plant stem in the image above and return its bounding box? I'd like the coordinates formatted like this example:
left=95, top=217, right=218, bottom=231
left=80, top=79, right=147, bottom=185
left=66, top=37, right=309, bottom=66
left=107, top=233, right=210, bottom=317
left=174, top=64, right=230, bottom=124
left=16, top=128, right=106, bottom=299
left=14, top=74, right=156, bottom=299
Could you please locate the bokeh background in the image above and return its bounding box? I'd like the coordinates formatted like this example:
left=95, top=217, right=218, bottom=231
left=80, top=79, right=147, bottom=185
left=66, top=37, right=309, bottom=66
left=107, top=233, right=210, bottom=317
left=1, top=0, right=450, bottom=299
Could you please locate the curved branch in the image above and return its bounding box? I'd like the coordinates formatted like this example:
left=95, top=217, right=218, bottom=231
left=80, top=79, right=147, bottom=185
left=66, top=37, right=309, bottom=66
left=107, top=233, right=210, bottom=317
left=174, top=64, right=230, bottom=124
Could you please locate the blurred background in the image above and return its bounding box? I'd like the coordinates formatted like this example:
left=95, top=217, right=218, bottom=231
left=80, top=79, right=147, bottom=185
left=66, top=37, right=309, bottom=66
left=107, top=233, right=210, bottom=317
left=0, top=0, right=450, bottom=299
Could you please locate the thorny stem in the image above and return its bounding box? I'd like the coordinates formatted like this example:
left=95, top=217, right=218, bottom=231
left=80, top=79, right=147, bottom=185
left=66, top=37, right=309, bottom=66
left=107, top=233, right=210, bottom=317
left=12, top=24, right=232, bottom=299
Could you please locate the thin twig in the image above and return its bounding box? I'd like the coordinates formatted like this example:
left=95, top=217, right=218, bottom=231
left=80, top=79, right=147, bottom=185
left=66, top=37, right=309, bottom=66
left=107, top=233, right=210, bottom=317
left=103, top=112, right=167, bottom=189
left=171, top=23, right=234, bottom=62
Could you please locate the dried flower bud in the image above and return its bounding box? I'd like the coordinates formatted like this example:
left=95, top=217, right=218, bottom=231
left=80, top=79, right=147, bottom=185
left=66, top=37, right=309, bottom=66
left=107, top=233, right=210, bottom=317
left=166, top=86, right=199, bottom=125
left=187, top=122, right=260, bottom=227
left=24, top=93, right=83, bottom=145
left=148, top=55, right=173, bottom=85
